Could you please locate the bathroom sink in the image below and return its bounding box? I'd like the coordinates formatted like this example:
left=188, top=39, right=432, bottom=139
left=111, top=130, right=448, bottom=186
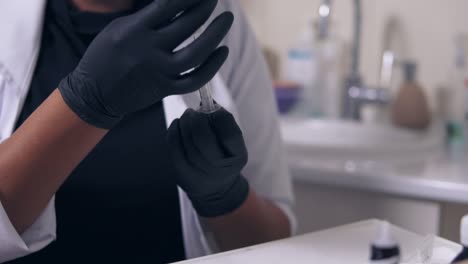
left=280, top=118, right=444, bottom=163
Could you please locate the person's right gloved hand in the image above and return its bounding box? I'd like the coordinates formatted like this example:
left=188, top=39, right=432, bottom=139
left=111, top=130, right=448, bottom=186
left=59, top=0, right=233, bottom=129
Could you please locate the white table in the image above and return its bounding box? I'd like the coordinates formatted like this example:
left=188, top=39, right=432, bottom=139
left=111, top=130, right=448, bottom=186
left=175, top=220, right=461, bottom=264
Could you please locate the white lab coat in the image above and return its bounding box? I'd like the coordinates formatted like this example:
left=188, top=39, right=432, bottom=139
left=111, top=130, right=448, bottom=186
left=0, top=1, right=295, bottom=262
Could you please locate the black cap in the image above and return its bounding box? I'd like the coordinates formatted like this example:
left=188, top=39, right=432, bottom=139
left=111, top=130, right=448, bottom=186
left=402, top=61, right=417, bottom=82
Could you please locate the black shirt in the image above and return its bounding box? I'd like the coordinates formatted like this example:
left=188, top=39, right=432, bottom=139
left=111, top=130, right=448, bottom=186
left=9, top=0, right=185, bottom=263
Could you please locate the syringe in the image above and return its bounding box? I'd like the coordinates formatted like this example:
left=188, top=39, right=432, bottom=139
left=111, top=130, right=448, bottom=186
left=198, top=81, right=218, bottom=113
left=192, top=33, right=219, bottom=113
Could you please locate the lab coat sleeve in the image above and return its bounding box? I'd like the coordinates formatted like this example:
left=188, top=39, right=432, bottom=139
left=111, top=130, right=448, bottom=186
left=0, top=198, right=56, bottom=263
left=218, top=1, right=297, bottom=234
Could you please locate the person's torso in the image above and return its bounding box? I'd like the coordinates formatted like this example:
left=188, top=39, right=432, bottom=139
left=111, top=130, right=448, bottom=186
left=7, top=1, right=185, bottom=262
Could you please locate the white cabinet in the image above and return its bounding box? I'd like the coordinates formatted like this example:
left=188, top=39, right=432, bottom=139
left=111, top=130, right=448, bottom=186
left=294, top=179, right=441, bottom=236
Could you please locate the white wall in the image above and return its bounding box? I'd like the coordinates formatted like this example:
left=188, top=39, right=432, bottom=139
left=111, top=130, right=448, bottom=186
left=240, top=0, right=468, bottom=106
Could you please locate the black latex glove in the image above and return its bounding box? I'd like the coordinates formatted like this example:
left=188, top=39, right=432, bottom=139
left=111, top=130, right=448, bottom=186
left=167, top=108, right=249, bottom=217
left=59, top=0, right=233, bottom=129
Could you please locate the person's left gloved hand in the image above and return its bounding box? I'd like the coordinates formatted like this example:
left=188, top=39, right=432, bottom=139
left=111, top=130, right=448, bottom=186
left=167, top=108, right=249, bottom=217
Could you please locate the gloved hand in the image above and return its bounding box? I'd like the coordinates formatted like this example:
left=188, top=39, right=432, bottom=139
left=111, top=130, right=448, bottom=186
left=167, top=108, right=249, bottom=217
left=59, top=0, right=233, bottom=129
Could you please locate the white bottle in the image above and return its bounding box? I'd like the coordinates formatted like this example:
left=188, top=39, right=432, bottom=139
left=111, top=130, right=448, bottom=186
left=316, top=32, right=344, bottom=119
left=370, top=221, right=401, bottom=264
left=452, top=215, right=468, bottom=263
left=457, top=35, right=468, bottom=119
left=446, top=35, right=467, bottom=158
left=285, top=21, right=321, bottom=118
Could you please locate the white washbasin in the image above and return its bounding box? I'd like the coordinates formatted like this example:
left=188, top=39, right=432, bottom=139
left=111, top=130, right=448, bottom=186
left=280, top=118, right=444, bottom=163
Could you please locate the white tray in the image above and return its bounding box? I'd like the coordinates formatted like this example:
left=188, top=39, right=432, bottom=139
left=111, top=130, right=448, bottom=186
left=175, top=219, right=461, bottom=264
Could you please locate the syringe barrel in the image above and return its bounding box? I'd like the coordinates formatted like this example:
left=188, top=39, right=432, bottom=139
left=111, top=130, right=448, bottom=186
left=198, top=82, right=219, bottom=113
left=192, top=32, right=219, bottom=113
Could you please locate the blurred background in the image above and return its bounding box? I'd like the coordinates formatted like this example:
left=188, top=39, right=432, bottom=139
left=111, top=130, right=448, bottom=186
left=239, top=0, right=468, bottom=242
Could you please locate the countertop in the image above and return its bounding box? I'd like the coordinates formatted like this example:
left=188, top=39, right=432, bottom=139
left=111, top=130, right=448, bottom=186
left=288, top=148, right=468, bottom=204
left=174, top=220, right=461, bottom=264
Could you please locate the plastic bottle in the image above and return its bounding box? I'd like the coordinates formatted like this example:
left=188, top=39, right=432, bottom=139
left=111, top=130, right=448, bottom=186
left=285, top=21, right=321, bottom=118
left=285, top=20, right=344, bottom=119
left=456, top=35, right=468, bottom=120
left=446, top=36, right=467, bottom=159
left=452, top=215, right=468, bottom=263
left=370, top=221, right=401, bottom=264
left=316, top=31, right=344, bottom=119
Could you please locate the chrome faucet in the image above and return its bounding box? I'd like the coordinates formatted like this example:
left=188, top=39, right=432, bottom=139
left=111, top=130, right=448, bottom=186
left=341, top=0, right=391, bottom=120
left=317, top=0, right=393, bottom=120
left=378, top=16, right=407, bottom=89
left=342, top=0, right=393, bottom=121
left=317, top=0, right=332, bottom=40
